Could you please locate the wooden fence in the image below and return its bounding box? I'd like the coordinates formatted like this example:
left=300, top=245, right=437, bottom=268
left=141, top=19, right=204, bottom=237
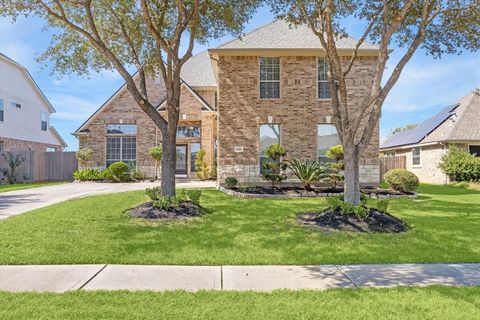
left=0, top=150, right=78, bottom=182
left=379, top=155, right=407, bottom=181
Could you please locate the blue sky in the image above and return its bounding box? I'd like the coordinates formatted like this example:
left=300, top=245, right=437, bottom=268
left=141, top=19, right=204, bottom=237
left=1, top=6, right=478, bottom=150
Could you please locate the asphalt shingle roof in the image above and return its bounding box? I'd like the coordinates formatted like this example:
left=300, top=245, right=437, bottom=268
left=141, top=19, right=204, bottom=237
left=216, top=20, right=379, bottom=50
left=180, top=51, right=216, bottom=87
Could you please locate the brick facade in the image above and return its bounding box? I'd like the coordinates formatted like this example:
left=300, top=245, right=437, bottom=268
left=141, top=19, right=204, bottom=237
left=216, top=55, right=380, bottom=185
left=0, top=136, right=62, bottom=152
left=77, top=76, right=217, bottom=178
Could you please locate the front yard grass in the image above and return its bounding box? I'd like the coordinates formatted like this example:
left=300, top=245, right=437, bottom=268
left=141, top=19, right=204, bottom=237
left=1, top=286, right=479, bottom=320
left=0, top=181, right=66, bottom=193
left=0, top=184, right=479, bottom=265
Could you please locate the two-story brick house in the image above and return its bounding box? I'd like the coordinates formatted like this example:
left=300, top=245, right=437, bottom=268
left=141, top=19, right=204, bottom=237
left=74, top=20, right=380, bottom=184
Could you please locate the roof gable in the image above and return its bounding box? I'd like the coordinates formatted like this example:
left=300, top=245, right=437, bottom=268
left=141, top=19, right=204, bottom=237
left=0, top=53, right=56, bottom=113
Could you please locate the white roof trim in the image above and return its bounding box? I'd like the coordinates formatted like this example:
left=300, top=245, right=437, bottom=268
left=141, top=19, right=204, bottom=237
left=50, top=126, right=68, bottom=147
left=0, top=53, right=56, bottom=113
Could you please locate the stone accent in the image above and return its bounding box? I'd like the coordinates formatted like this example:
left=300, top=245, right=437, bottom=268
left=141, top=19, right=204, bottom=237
left=216, top=55, right=380, bottom=185
left=0, top=136, right=62, bottom=152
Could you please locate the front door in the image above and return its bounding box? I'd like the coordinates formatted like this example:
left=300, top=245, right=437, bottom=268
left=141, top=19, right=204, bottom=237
left=176, top=145, right=188, bottom=175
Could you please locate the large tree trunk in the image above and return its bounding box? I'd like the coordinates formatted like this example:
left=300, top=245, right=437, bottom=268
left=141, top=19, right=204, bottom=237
left=343, top=144, right=361, bottom=205
left=161, top=131, right=176, bottom=197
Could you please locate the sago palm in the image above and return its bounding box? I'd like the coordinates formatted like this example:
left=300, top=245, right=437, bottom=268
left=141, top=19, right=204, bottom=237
left=286, top=157, right=326, bottom=190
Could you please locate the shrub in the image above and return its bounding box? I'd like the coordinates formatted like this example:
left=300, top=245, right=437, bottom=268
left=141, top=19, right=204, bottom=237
left=438, top=146, right=480, bottom=182
left=225, top=177, right=239, bottom=188
left=195, top=149, right=210, bottom=180
left=104, top=162, right=131, bottom=182
left=0, top=152, right=25, bottom=184
left=286, top=157, right=326, bottom=190
left=262, top=144, right=287, bottom=188
left=75, top=148, right=93, bottom=168
left=73, top=168, right=104, bottom=181
left=153, top=196, right=173, bottom=210
left=448, top=181, right=469, bottom=188
left=384, top=169, right=419, bottom=193
left=185, top=189, right=202, bottom=206
left=148, top=146, right=162, bottom=179
left=376, top=199, right=390, bottom=213
left=326, top=195, right=367, bottom=218
left=130, top=168, right=145, bottom=181
left=145, top=187, right=162, bottom=201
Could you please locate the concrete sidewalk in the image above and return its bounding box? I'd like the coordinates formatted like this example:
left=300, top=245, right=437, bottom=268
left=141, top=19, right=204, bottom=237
left=0, top=263, right=478, bottom=293
left=0, top=180, right=216, bottom=220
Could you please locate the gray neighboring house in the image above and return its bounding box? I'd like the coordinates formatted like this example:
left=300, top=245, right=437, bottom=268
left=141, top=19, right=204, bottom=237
left=380, top=92, right=480, bottom=184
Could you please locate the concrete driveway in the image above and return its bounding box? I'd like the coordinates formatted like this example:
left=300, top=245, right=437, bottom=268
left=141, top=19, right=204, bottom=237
left=0, top=181, right=216, bottom=220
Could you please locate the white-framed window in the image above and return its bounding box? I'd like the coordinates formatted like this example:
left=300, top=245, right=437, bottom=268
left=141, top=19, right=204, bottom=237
left=106, top=124, right=137, bottom=168
left=412, top=147, right=421, bottom=166
left=318, top=124, right=341, bottom=162
left=318, top=58, right=331, bottom=99
left=384, top=151, right=396, bottom=157
left=259, top=124, right=281, bottom=173
left=41, top=112, right=48, bottom=131
left=259, top=57, right=280, bottom=99
left=0, top=99, right=4, bottom=122
left=46, top=147, right=56, bottom=152
left=10, top=101, right=21, bottom=109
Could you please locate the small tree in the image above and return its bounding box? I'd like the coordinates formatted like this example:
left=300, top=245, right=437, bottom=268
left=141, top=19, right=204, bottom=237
left=325, top=144, right=344, bottom=188
left=262, top=144, right=287, bottom=188
left=148, top=146, right=163, bottom=180
left=0, top=152, right=25, bottom=184
left=286, top=157, right=325, bottom=190
left=75, top=147, right=93, bottom=168
left=195, top=148, right=210, bottom=180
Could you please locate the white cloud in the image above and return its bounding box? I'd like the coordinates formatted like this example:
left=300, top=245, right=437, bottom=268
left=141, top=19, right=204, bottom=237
left=49, top=94, right=100, bottom=122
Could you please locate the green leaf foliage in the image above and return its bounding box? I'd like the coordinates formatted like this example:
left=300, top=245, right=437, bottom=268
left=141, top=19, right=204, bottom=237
left=439, top=146, right=480, bottom=182
left=286, top=157, right=326, bottom=190
left=384, top=169, right=419, bottom=193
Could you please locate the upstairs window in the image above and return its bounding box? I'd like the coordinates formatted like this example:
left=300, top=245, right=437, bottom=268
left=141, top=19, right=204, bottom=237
left=10, top=101, right=21, bottom=109
left=0, top=99, right=4, bottom=122
left=318, top=124, right=341, bottom=162
left=177, top=125, right=201, bottom=138
left=259, top=57, right=280, bottom=99
left=259, top=124, right=281, bottom=173
left=318, top=58, right=331, bottom=99
left=41, top=112, right=48, bottom=131
left=412, top=147, right=421, bottom=166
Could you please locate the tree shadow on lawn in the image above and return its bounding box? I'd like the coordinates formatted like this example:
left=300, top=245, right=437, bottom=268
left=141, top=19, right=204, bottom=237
left=99, top=190, right=480, bottom=265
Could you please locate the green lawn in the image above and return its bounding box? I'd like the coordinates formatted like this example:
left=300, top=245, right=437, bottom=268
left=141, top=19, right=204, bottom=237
left=0, top=181, right=66, bottom=193
left=0, top=184, right=479, bottom=265
left=1, top=286, right=479, bottom=320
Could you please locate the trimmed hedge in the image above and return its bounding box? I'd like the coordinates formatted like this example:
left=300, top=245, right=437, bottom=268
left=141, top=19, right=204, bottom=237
left=384, top=169, right=419, bottom=193
left=104, top=162, right=131, bottom=182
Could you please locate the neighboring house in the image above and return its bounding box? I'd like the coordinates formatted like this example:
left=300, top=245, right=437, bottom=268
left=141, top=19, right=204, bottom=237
left=74, top=20, right=380, bottom=184
left=0, top=53, right=67, bottom=152
left=380, top=92, right=480, bottom=184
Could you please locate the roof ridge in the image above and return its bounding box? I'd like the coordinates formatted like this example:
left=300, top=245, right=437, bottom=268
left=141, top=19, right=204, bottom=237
left=216, top=19, right=280, bottom=49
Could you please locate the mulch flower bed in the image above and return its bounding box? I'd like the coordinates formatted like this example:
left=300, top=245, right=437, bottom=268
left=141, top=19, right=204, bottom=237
left=129, top=202, right=201, bottom=220
left=298, top=209, right=408, bottom=233
left=220, top=185, right=415, bottom=199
